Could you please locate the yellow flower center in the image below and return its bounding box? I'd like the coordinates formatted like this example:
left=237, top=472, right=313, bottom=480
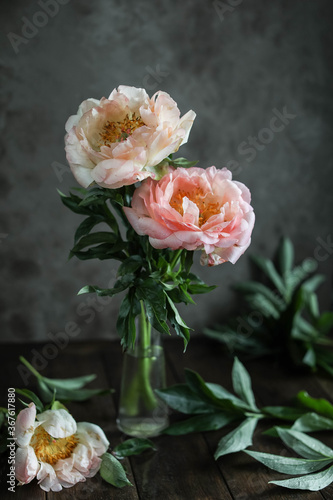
left=99, top=113, right=145, bottom=146
left=170, top=188, right=221, bottom=227
left=31, top=426, right=78, bottom=466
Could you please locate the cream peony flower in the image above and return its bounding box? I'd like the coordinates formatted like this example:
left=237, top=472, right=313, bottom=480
left=15, top=403, right=109, bottom=492
left=65, top=85, right=196, bottom=189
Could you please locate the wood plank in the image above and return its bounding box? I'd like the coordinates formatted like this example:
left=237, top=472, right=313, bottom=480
left=165, top=337, right=329, bottom=500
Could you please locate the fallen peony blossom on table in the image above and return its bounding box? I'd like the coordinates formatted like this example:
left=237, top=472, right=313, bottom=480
left=65, top=85, right=196, bottom=189
left=124, top=166, right=255, bottom=266
left=15, top=403, right=109, bottom=492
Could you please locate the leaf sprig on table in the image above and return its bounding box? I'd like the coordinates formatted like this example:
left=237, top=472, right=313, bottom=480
left=204, top=237, right=333, bottom=376
left=156, top=357, right=333, bottom=491
left=18, top=355, right=111, bottom=406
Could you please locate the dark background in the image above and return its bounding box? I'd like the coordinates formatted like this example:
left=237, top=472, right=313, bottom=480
left=1, top=0, right=332, bottom=343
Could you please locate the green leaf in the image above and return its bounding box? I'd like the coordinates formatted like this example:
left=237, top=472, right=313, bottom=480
left=302, top=346, right=316, bottom=369
left=118, top=256, right=143, bottom=277
left=99, top=452, right=132, bottom=488
left=234, top=281, right=283, bottom=309
left=15, top=389, right=44, bottom=413
left=167, top=157, right=198, bottom=169
left=163, top=412, right=237, bottom=435
left=302, top=274, right=326, bottom=293
left=165, top=294, right=191, bottom=350
left=74, top=216, right=105, bottom=244
left=78, top=188, right=107, bottom=207
left=59, top=192, right=92, bottom=215
left=231, top=357, right=259, bottom=412
left=155, top=384, right=217, bottom=414
left=214, top=417, right=258, bottom=459
left=244, top=293, right=281, bottom=319
left=277, top=428, right=333, bottom=459
left=113, top=438, right=156, bottom=458
left=71, top=232, right=118, bottom=253
left=279, top=237, right=294, bottom=275
left=269, top=465, right=333, bottom=491
left=184, top=369, right=239, bottom=412
left=292, top=413, right=333, bottom=433
left=317, top=312, right=333, bottom=334
left=187, top=283, right=217, bottom=295
left=285, top=258, right=318, bottom=296
left=50, top=401, right=67, bottom=411
left=251, top=255, right=286, bottom=296
left=117, top=292, right=138, bottom=349
left=245, top=450, right=332, bottom=475
left=165, top=294, right=190, bottom=329
left=50, top=387, right=111, bottom=403
left=37, top=379, right=54, bottom=403
left=42, top=374, right=96, bottom=390
left=136, top=280, right=169, bottom=335
left=297, top=391, right=333, bottom=419
left=78, top=274, right=136, bottom=297
left=262, top=406, right=307, bottom=421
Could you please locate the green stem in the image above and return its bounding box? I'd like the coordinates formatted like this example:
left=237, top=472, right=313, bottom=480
left=140, top=301, right=151, bottom=351
left=19, top=356, right=43, bottom=380
left=121, top=303, right=157, bottom=415
left=169, top=249, right=183, bottom=272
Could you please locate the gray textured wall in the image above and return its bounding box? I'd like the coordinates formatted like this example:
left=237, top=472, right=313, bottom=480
left=1, top=0, right=332, bottom=343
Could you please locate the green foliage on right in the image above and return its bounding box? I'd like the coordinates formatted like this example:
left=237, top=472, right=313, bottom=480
left=204, top=237, right=333, bottom=376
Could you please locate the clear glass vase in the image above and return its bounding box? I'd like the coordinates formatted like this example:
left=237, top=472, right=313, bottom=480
left=116, top=308, right=169, bottom=438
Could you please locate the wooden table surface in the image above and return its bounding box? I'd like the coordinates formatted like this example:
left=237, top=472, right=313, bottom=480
left=1, top=337, right=333, bottom=500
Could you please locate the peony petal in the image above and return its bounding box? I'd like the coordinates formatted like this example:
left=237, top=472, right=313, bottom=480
left=76, top=422, right=109, bottom=456
left=65, top=128, right=95, bottom=188
left=65, top=98, right=100, bottom=132
left=124, top=207, right=172, bottom=239
left=16, top=446, right=39, bottom=484
left=37, top=462, right=62, bottom=492
left=37, top=409, right=77, bottom=439
left=109, top=85, right=149, bottom=112
left=176, top=109, right=196, bottom=144
left=15, top=403, right=36, bottom=447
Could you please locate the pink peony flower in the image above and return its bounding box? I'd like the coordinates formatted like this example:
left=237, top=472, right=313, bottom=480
left=15, top=403, right=109, bottom=492
left=65, top=85, right=196, bottom=189
left=124, top=166, right=255, bottom=266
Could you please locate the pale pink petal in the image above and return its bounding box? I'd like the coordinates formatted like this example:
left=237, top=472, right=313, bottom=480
left=109, top=85, right=149, bottom=111
left=37, top=409, right=77, bottom=438
left=85, top=455, right=102, bottom=478
left=54, top=455, right=86, bottom=488
left=37, top=462, right=62, bottom=492
left=65, top=128, right=95, bottom=188
left=15, top=403, right=36, bottom=447
left=16, top=446, right=39, bottom=484
left=123, top=207, right=172, bottom=239
left=76, top=422, right=109, bottom=456
left=65, top=98, right=100, bottom=132
left=176, top=109, right=197, bottom=144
